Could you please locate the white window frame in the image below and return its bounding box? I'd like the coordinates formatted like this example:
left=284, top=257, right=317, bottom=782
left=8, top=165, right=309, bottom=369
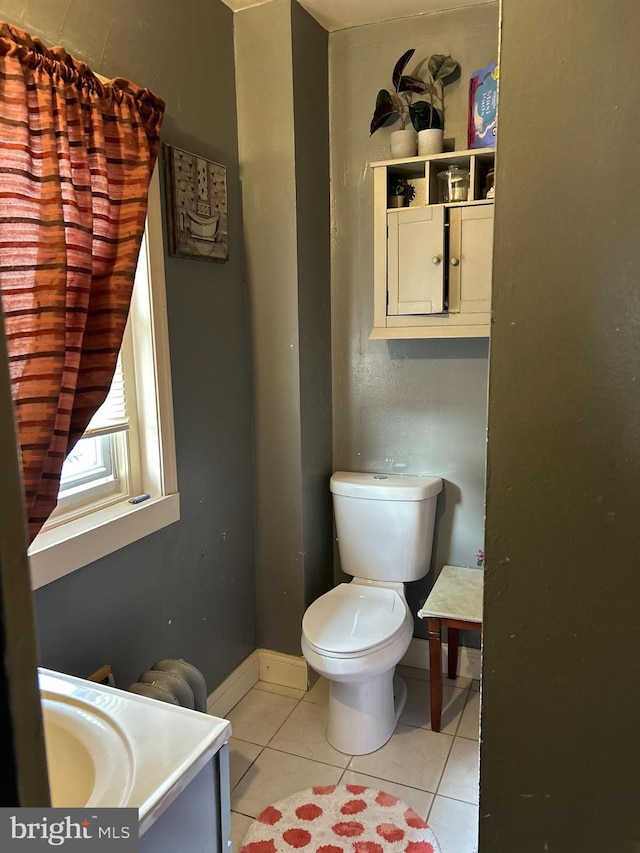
left=28, top=168, right=180, bottom=589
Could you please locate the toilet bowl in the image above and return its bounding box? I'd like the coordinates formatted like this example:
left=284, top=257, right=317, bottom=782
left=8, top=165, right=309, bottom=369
left=302, top=579, right=414, bottom=754
left=301, top=472, right=443, bottom=756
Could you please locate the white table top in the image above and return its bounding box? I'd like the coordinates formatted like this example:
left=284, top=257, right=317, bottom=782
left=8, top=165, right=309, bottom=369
left=418, top=564, right=483, bottom=623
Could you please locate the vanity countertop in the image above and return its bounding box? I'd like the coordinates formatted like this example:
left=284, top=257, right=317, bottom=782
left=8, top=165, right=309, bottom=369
left=39, top=668, right=231, bottom=834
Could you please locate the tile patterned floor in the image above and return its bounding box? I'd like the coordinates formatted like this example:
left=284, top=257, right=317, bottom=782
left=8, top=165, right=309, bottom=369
left=226, top=668, right=480, bottom=853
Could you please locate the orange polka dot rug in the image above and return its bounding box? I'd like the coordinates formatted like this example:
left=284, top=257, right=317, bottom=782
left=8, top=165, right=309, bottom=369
left=239, top=784, right=442, bottom=853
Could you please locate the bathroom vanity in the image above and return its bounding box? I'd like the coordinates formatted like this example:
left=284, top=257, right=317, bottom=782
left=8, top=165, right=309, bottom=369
left=39, top=669, right=232, bottom=853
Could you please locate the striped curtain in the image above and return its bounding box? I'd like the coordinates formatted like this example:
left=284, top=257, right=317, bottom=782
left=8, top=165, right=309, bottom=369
left=0, top=23, right=165, bottom=543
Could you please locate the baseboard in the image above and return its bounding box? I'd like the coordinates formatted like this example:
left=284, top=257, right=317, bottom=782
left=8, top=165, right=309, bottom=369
left=207, top=639, right=480, bottom=719
left=207, top=648, right=308, bottom=717
left=259, top=649, right=309, bottom=691
left=207, top=650, right=260, bottom=718
left=401, top=637, right=481, bottom=681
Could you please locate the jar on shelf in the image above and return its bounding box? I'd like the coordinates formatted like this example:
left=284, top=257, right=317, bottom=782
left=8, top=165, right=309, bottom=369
left=437, top=165, right=470, bottom=203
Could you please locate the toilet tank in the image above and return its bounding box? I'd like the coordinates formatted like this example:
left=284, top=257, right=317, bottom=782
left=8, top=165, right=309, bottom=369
left=330, top=472, right=443, bottom=582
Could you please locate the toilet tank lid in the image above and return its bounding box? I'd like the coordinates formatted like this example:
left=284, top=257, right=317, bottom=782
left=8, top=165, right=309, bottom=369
left=330, top=472, right=443, bottom=501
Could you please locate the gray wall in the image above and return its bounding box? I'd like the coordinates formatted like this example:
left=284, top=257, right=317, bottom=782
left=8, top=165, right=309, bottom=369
left=235, top=0, right=332, bottom=655
left=329, top=5, right=498, bottom=627
left=481, top=0, right=640, bottom=848
left=291, top=2, right=333, bottom=611
left=3, top=0, right=257, bottom=690
left=235, top=0, right=303, bottom=655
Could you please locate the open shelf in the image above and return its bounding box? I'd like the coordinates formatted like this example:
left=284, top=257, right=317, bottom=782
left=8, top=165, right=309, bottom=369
left=373, top=147, right=495, bottom=207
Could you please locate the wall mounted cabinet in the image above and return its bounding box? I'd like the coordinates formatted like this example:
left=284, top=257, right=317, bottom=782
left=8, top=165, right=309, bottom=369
left=371, top=148, right=495, bottom=339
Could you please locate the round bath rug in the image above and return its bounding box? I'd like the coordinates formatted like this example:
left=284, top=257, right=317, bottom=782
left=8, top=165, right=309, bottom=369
left=239, top=784, right=441, bottom=853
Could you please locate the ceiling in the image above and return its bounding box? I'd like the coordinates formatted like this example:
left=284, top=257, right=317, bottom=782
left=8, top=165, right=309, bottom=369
left=220, top=0, right=492, bottom=32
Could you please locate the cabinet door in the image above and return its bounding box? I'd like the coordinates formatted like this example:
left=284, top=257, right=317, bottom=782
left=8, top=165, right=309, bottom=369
left=448, top=205, right=494, bottom=314
left=387, top=207, right=445, bottom=315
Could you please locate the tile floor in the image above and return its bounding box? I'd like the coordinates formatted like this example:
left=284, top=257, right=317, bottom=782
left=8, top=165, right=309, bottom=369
left=226, top=665, right=480, bottom=853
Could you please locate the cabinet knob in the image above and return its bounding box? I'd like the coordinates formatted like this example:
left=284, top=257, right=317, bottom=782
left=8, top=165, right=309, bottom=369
left=431, top=256, right=441, bottom=265
left=450, top=257, right=460, bottom=267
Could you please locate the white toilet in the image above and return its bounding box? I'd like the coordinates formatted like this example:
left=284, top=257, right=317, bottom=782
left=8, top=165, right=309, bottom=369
left=301, top=471, right=443, bottom=755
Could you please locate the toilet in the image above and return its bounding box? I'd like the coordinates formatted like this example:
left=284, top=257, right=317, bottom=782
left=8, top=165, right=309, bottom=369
left=301, top=471, right=443, bottom=755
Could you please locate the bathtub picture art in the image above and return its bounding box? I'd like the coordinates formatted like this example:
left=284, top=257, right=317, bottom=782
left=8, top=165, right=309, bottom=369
left=164, top=144, right=229, bottom=262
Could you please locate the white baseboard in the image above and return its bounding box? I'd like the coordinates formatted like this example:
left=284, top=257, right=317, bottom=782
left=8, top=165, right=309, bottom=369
left=207, top=648, right=308, bottom=717
left=259, top=649, right=309, bottom=691
left=207, top=650, right=260, bottom=718
left=401, top=637, right=481, bottom=681
left=207, top=639, right=480, bottom=718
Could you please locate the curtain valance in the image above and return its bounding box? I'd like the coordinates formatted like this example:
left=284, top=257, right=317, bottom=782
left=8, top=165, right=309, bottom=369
left=0, top=22, right=164, bottom=124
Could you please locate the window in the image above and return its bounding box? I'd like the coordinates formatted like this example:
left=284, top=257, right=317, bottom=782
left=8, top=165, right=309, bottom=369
left=50, top=338, right=138, bottom=523
left=28, top=169, right=180, bottom=589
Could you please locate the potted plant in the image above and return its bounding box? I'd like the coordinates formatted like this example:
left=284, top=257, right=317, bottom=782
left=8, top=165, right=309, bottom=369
left=370, top=49, right=429, bottom=158
left=388, top=176, right=416, bottom=208
left=410, top=54, right=460, bottom=155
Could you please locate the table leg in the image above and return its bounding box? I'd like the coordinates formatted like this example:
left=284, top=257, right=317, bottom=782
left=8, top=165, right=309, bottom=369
left=448, top=626, right=459, bottom=679
left=427, top=617, right=443, bottom=732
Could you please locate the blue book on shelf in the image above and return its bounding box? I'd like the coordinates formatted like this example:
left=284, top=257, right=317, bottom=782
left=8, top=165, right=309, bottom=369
left=468, top=62, right=498, bottom=149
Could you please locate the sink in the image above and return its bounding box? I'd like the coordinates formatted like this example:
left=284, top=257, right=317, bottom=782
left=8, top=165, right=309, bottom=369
left=38, top=668, right=232, bottom=836
left=41, top=690, right=134, bottom=807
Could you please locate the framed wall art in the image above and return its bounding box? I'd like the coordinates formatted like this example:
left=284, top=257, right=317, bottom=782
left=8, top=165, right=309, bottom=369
left=163, top=144, right=229, bottom=262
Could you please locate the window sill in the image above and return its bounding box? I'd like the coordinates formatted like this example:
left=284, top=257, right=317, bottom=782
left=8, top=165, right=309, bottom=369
left=28, top=493, right=180, bottom=590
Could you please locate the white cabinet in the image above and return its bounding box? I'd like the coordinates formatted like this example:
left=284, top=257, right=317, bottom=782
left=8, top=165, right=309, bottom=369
left=388, top=207, right=445, bottom=315
left=447, top=204, right=494, bottom=317
left=371, top=148, right=495, bottom=339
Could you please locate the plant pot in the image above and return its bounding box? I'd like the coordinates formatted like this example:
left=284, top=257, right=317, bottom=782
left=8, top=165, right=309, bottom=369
left=390, top=128, right=417, bottom=159
left=418, top=129, right=444, bottom=156
left=388, top=195, right=406, bottom=208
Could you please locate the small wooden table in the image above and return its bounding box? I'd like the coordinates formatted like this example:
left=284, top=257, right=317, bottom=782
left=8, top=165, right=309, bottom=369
left=417, top=565, right=483, bottom=732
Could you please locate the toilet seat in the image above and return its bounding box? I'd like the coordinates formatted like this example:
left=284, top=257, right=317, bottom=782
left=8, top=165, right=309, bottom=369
left=302, top=583, right=408, bottom=657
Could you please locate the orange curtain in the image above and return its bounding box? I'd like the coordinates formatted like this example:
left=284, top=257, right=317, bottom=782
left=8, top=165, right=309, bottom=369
left=0, top=23, right=165, bottom=543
